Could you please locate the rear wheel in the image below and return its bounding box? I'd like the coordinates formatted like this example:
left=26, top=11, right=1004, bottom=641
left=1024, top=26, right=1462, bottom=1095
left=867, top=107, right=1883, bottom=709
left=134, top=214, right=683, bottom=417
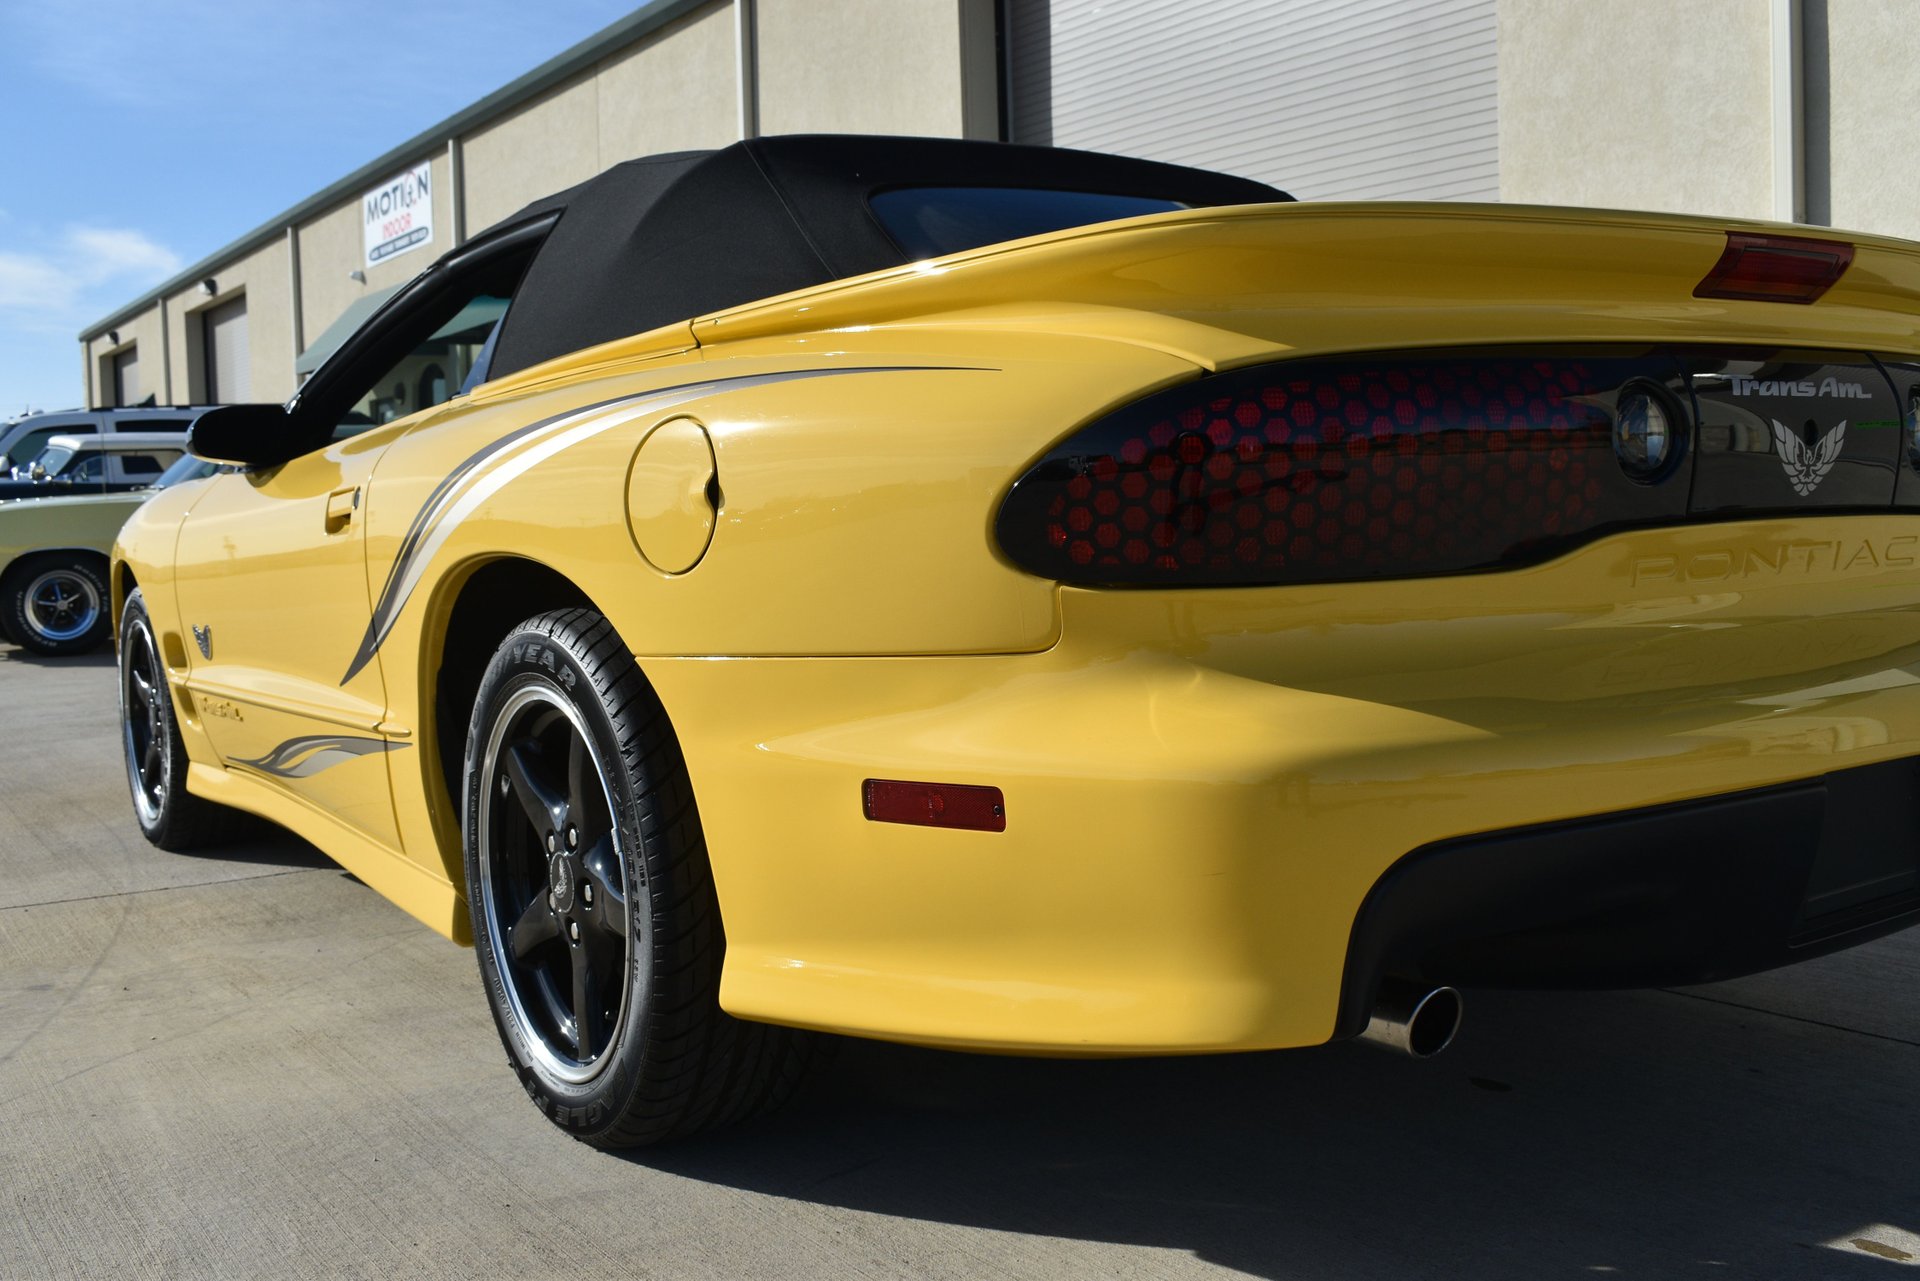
left=6, top=555, right=109, bottom=656
left=120, top=588, right=242, bottom=850
left=465, top=608, right=816, bottom=1147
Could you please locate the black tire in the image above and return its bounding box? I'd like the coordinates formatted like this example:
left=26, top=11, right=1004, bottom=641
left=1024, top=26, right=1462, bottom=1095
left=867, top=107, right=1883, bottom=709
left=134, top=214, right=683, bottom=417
left=465, top=608, right=817, bottom=1147
left=5, top=554, right=110, bottom=656
left=119, top=588, right=245, bottom=850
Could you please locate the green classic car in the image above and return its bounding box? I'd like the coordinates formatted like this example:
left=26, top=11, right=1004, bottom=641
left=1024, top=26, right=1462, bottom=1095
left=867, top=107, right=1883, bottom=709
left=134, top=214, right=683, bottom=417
left=0, top=455, right=216, bottom=656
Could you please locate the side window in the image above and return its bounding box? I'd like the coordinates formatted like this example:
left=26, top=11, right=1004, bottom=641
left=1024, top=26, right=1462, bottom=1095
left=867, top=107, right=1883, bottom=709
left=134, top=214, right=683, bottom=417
left=68, top=454, right=105, bottom=483
left=117, top=453, right=164, bottom=476
left=332, top=294, right=509, bottom=439
left=12, top=428, right=60, bottom=468
left=298, top=223, right=546, bottom=454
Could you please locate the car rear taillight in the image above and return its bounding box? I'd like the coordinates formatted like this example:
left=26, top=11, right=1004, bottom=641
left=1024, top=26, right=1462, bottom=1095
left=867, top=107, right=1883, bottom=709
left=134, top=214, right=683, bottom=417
left=1693, top=233, right=1854, bottom=304
left=995, top=350, right=1693, bottom=587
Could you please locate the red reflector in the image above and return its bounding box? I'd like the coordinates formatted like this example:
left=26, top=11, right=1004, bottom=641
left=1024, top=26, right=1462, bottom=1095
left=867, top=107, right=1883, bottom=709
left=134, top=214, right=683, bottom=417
left=863, top=779, right=1006, bottom=832
left=1693, top=233, right=1854, bottom=304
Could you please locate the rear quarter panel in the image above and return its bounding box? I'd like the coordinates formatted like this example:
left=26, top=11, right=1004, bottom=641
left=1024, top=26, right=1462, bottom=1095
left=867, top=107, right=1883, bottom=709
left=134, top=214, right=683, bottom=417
left=361, top=326, right=1197, bottom=887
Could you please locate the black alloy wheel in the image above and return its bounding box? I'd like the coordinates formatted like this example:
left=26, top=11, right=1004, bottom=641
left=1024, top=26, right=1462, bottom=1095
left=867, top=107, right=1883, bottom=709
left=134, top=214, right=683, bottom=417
left=477, top=682, right=633, bottom=1080
left=465, top=609, right=817, bottom=1147
left=118, top=588, right=240, bottom=850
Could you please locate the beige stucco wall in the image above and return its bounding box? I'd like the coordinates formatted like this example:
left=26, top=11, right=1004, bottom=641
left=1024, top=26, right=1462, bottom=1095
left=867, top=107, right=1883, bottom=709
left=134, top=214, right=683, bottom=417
left=164, top=236, right=295, bottom=405
left=1823, top=0, right=1920, bottom=239
left=1497, top=0, right=1777, bottom=219
left=756, top=0, right=972, bottom=136
left=462, top=78, right=605, bottom=234
left=85, top=303, right=164, bottom=407
left=597, top=2, right=740, bottom=163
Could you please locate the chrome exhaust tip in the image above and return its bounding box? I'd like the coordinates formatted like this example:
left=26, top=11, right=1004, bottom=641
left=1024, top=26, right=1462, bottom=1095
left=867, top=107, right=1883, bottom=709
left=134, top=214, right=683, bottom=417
left=1355, top=980, right=1462, bottom=1059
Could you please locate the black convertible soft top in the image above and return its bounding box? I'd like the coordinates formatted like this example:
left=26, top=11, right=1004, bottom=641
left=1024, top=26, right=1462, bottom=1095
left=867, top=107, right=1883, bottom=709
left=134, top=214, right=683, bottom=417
left=484, top=134, right=1290, bottom=380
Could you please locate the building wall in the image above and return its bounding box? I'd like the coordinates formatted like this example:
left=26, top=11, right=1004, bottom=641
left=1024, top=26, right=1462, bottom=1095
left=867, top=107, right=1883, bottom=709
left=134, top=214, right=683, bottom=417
left=596, top=3, right=742, bottom=166
left=1823, top=0, right=1920, bottom=239
left=83, top=304, right=165, bottom=407
left=161, top=236, right=297, bottom=405
left=1497, top=0, right=1778, bottom=218
left=757, top=0, right=977, bottom=136
left=462, top=79, right=606, bottom=235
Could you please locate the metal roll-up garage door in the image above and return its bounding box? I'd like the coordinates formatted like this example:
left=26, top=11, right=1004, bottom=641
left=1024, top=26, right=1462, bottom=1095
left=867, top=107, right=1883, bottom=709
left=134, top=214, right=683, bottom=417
left=1006, top=0, right=1498, bottom=202
left=203, top=297, right=251, bottom=403
left=111, top=347, right=138, bottom=407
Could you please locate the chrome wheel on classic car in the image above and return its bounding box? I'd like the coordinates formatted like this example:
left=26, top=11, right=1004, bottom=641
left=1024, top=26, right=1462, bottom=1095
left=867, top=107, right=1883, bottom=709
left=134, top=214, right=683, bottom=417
left=5, top=555, right=107, bottom=656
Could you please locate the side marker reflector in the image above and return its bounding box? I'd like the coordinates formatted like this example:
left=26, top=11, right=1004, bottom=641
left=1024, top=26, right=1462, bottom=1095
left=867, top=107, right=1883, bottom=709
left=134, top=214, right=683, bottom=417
left=1693, top=232, right=1854, bottom=304
left=863, top=779, right=1006, bottom=832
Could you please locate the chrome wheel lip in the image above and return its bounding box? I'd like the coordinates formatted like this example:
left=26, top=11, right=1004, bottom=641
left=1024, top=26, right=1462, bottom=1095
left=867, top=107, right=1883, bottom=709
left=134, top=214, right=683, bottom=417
left=119, top=617, right=166, bottom=826
left=477, top=683, right=633, bottom=1087
left=23, top=567, right=100, bottom=643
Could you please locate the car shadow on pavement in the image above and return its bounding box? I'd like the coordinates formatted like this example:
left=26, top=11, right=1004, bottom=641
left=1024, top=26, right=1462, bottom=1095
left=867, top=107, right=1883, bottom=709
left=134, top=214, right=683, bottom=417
left=0, top=646, right=115, bottom=669
left=196, top=821, right=338, bottom=871
left=640, top=983, right=1918, bottom=1279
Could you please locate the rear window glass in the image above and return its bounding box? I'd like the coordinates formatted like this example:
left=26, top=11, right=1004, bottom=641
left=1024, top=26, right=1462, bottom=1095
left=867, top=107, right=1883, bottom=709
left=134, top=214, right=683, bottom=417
left=869, top=187, right=1187, bottom=260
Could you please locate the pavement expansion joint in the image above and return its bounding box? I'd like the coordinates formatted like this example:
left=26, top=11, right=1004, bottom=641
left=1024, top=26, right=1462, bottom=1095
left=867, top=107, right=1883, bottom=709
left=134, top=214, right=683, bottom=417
left=0, top=865, right=333, bottom=914
left=1658, top=986, right=1920, bottom=1050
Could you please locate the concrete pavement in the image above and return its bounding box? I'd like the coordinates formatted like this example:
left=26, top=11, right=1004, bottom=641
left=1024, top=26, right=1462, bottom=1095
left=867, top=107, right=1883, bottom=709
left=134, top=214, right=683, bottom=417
left=1, top=642, right=1916, bottom=1279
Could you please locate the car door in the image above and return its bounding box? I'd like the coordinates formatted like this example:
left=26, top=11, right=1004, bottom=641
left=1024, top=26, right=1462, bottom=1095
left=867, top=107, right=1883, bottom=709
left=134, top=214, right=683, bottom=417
left=172, top=233, right=542, bottom=852
left=51, top=450, right=108, bottom=496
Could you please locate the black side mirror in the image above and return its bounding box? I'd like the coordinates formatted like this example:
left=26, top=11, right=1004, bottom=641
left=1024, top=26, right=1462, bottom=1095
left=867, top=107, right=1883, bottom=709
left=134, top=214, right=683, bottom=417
left=188, top=403, right=310, bottom=467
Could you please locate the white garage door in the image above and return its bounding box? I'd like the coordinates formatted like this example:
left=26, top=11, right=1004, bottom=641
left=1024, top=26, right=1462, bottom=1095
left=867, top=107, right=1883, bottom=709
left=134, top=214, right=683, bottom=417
left=203, top=297, right=251, bottom=404
left=1006, top=0, right=1499, bottom=202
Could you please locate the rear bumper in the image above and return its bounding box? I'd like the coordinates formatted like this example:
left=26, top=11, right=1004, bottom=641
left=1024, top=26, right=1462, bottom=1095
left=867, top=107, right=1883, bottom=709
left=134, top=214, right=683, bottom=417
left=634, top=515, right=1920, bottom=1054
left=1335, top=756, right=1920, bottom=1040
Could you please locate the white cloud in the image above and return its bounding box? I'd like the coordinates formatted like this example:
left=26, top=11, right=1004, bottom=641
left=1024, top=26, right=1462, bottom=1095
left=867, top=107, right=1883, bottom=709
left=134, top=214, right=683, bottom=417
left=0, top=226, right=180, bottom=316
left=0, top=253, right=73, bottom=311
left=66, top=228, right=182, bottom=285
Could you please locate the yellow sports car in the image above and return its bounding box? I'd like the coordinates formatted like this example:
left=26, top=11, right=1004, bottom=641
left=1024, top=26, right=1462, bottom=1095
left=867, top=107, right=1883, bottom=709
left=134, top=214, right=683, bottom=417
left=115, top=135, right=1920, bottom=1146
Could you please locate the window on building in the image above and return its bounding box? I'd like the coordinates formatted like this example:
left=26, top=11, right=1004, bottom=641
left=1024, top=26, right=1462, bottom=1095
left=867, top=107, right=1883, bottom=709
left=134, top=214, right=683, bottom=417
left=111, top=347, right=139, bottom=408
left=203, top=297, right=251, bottom=403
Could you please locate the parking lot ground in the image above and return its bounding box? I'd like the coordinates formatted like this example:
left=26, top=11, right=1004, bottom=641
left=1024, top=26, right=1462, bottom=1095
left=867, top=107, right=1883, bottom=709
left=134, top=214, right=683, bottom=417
left=1, top=641, right=1917, bottom=1280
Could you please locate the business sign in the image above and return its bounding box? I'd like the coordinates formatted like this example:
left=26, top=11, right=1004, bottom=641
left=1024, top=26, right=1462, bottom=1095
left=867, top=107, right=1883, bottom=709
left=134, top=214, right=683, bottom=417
left=363, top=161, right=433, bottom=267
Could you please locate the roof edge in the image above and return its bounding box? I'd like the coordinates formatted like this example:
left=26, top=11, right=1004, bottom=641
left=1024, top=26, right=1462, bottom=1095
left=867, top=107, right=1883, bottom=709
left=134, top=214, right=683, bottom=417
left=79, top=0, right=713, bottom=342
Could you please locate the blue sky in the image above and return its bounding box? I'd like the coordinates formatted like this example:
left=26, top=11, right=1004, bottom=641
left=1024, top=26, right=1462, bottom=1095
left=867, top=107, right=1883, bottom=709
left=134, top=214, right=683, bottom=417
left=0, top=0, right=644, bottom=417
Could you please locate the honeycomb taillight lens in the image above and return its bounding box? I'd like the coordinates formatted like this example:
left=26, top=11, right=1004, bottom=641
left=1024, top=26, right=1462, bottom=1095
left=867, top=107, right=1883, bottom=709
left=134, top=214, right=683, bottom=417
left=995, top=349, right=1693, bottom=587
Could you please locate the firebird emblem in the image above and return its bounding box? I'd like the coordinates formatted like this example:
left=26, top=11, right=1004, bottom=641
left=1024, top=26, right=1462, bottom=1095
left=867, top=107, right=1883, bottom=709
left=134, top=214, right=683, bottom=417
left=191, top=624, right=213, bottom=660
left=1771, top=419, right=1847, bottom=497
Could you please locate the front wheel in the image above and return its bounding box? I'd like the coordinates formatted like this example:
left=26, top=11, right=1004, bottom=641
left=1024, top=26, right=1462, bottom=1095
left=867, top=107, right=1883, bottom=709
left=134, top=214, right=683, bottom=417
left=6, top=555, right=109, bottom=655
left=119, top=588, right=243, bottom=850
left=465, top=609, right=816, bottom=1147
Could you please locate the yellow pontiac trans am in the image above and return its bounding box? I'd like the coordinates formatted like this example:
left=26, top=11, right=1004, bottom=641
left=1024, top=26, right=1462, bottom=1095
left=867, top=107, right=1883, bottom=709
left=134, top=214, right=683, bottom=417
left=115, top=135, right=1920, bottom=1145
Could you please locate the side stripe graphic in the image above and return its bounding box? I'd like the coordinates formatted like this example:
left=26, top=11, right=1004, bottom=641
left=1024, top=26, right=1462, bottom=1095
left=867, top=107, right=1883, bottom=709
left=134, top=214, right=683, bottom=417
left=232, top=734, right=409, bottom=779
left=342, top=365, right=981, bottom=684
